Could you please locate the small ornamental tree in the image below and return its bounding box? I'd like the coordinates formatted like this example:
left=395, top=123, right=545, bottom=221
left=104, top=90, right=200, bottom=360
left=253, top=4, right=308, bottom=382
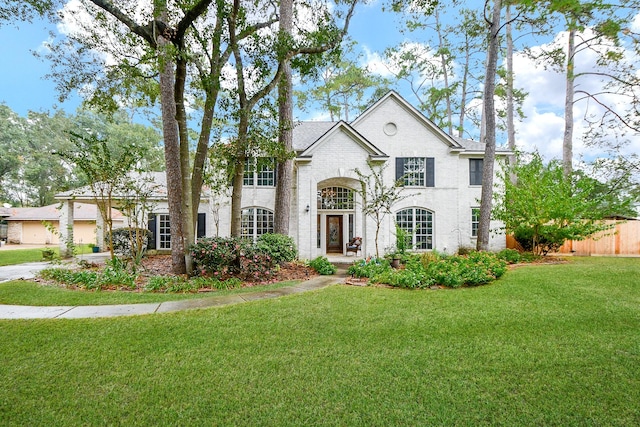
left=57, top=131, right=148, bottom=260
left=354, top=161, right=411, bottom=258
left=493, top=151, right=632, bottom=255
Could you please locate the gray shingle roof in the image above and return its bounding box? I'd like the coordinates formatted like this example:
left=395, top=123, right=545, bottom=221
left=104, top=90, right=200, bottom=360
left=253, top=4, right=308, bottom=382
left=292, top=121, right=337, bottom=152
left=451, top=136, right=512, bottom=153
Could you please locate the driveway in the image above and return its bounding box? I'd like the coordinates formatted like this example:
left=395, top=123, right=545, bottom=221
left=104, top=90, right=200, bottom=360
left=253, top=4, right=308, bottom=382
left=0, top=252, right=110, bottom=283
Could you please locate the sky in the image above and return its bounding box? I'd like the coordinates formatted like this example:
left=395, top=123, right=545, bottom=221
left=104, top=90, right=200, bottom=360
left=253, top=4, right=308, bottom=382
left=0, top=1, right=638, bottom=165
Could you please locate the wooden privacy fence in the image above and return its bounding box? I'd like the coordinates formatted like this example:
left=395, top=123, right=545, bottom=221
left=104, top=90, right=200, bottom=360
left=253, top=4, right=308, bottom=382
left=506, top=220, right=640, bottom=256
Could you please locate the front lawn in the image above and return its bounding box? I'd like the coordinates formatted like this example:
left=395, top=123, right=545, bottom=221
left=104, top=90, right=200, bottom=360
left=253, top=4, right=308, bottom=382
left=0, top=279, right=303, bottom=306
left=1, top=257, right=638, bottom=425
left=0, top=245, right=94, bottom=266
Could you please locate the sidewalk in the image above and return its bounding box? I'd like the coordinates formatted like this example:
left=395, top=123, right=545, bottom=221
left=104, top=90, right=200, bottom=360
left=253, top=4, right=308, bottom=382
left=0, top=268, right=346, bottom=320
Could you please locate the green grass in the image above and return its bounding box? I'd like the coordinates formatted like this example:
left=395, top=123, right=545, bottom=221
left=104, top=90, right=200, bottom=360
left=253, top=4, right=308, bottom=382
left=0, top=279, right=303, bottom=306
left=1, top=257, right=638, bottom=425
left=0, top=245, right=94, bottom=266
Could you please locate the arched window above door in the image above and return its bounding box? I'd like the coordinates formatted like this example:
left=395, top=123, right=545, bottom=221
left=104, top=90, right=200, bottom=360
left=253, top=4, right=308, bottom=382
left=317, top=187, right=354, bottom=210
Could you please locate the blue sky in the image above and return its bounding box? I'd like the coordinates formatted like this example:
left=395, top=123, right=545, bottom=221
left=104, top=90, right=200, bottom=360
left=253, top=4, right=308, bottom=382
left=0, top=3, right=399, bottom=117
left=0, top=19, right=82, bottom=115
left=1, top=1, right=638, bottom=164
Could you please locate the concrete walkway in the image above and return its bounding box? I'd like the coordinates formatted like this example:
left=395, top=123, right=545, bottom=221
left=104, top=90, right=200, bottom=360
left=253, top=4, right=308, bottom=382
left=0, top=257, right=348, bottom=319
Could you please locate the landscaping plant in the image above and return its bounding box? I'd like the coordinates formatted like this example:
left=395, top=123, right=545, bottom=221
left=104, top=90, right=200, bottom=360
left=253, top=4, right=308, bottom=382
left=308, top=256, right=336, bottom=275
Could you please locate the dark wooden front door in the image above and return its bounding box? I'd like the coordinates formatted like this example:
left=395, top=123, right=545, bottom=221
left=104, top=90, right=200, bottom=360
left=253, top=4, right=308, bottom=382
left=326, top=215, right=343, bottom=253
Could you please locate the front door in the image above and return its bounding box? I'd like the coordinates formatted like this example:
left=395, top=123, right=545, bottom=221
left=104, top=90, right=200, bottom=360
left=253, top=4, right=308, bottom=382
left=326, top=215, right=343, bottom=253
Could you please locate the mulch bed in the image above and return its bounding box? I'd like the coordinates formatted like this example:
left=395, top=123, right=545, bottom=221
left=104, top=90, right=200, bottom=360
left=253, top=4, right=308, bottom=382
left=138, top=255, right=317, bottom=286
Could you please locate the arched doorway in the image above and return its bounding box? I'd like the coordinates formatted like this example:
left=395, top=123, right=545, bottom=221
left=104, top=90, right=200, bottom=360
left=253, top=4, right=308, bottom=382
left=317, top=185, right=357, bottom=254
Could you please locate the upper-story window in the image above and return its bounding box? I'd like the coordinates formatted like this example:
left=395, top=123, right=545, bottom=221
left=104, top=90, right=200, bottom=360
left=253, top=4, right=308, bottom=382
left=244, top=157, right=276, bottom=187
left=396, top=157, right=435, bottom=187
left=469, top=159, right=483, bottom=186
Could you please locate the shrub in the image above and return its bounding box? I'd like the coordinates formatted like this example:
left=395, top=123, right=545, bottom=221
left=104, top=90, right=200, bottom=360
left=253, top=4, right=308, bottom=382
left=190, top=237, right=250, bottom=277
left=190, top=237, right=275, bottom=281
left=39, top=259, right=137, bottom=291
left=348, top=258, right=391, bottom=278
left=371, top=268, right=432, bottom=289
left=308, top=256, right=336, bottom=275
left=369, top=251, right=507, bottom=289
left=238, top=246, right=276, bottom=282
left=98, top=258, right=137, bottom=290
left=497, top=248, right=521, bottom=264
left=257, top=233, right=297, bottom=264
left=109, top=227, right=149, bottom=257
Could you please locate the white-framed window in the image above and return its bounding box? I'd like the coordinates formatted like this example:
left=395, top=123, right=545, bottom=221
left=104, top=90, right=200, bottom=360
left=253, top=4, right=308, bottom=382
left=396, top=207, right=434, bottom=250
left=241, top=207, right=274, bottom=241
left=317, top=187, right=354, bottom=210
left=469, top=159, right=483, bottom=186
left=159, top=214, right=171, bottom=249
left=471, top=207, right=480, bottom=237
left=244, top=158, right=276, bottom=187
left=396, top=157, right=435, bottom=187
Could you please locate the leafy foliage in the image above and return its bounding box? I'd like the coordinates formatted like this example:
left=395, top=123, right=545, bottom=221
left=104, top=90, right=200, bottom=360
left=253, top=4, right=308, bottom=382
left=308, top=256, right=336, bottom=275
left=493, top=152, right=633, bottom=255
left=108, top=228, right=149, bottom=257
left=350, top=251, right=508, bottom=289
left=39, top=257, right=137, bottom=291
left=256, top=233, right=298, bottom=264
left=190, top=237, right=276, bottom=281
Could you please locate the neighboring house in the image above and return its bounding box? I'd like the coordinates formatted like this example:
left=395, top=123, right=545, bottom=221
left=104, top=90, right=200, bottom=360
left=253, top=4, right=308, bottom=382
left=57, top=91, right=511, bottom=258
left=2, top=203, right=125, bottom=245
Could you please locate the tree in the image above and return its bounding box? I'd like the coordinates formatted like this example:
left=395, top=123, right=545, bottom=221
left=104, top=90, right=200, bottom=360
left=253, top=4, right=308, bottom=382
left=524, top=0, right=640, bottom=176
left=477, top=0, right=502, bottom=252
left=353, top=161, right=410, bottom=258
left=57, top=130, right=148, bottom=259
left=492, top=151, right=635, bottom=255
left=296, top=49, right=389, bottom=122
left=0, top=104, right=28, bottom=204
left=274, top=0, right=294, bottom=235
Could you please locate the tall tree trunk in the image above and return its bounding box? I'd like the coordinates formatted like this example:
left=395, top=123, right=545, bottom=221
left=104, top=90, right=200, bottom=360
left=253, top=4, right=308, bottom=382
left=156, top=17, right=186, bottom=274
left=175, top=52, right=194, bottom=274
left=477, top=0, right=502, bottom=252
left=563, top=26, right=576, bottom=177
left=434, top=8, right=453, bottom=135
left=274, top=0, right=294, bottom=235
left=505, top=4, right=517, bottom=183
left=230, top=113, right=249, bottom=237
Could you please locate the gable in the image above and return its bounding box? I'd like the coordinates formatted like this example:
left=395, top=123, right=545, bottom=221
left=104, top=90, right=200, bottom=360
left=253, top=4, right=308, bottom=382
left=296, top=121, right=387, bottom=161
left=351, top=90, right=463, bottom=151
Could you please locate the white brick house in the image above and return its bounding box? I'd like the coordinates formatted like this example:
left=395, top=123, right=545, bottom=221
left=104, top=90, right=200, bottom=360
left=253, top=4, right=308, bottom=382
left=58, top=91, right=510, bottom=258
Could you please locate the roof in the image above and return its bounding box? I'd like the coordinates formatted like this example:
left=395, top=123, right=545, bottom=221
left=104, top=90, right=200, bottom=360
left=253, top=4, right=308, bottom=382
left=293, top=91, right=513, bottom=157
left=3, top=203, right=124, bottom=222
left=56, top=171, right=212, bottom=201
left=451, top=136, right=512, bottom=155
left=292, top=121, right=337, bottom=152
left=295, top=121, right=388, bottom=160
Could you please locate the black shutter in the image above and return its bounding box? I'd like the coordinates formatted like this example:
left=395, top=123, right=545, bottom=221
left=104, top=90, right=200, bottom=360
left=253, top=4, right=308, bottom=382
left=426, top=157, right=435, bottom=187
left=147, top=214, right=157, bottom=250
left=395, top=157, right=406, bottom=183
left=197, top=213, right=206, bottom=239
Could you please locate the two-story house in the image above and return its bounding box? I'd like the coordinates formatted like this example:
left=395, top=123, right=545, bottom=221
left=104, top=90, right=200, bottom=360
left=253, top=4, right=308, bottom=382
left=57, top=91, right=510, bottom=258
